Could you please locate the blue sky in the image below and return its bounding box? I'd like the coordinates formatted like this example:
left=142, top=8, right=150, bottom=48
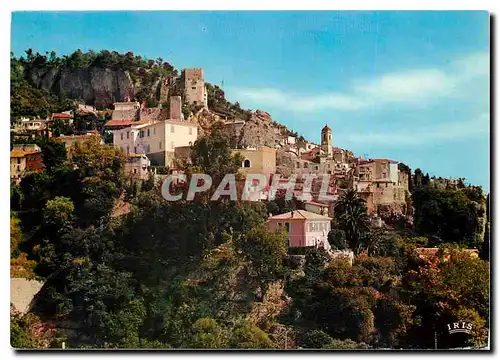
left=11, top=11, right=490, bottom=190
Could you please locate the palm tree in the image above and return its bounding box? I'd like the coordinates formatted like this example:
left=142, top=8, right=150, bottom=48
left=333, top=189, right=370, bottom=253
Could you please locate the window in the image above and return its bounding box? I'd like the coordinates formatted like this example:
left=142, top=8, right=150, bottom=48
left=121, top=133, right=123, bottom=140
left=126, top=145, right=130, bottom=154
left=17, top=158, right=21, bottom=164
left=154, top=127, right=156, bottom=135
left=297, top=162, right=300, bottom=168
left=140, top=130, right=144, bottom=138
left=133, top=169, right=137, bottom=174
left=127, top=131, right=130, bottom=139
left=192, top=87, right=196, bottom=90
left=147, top=145, right=151, bottom=153
left=278, top=223, right=282, bottom=228
left=147, top=129, right=150, bottom=137
left=134, top=146, right=137, bottom=153
left=243, top=159, right=251, bottom=168
left=285, top=223, right=290, bottom=232
left=159, top=141, right=162, bottom=150
left=377, top=183, right=380, bottom=188
left=189, top=127, right=193, bottom=135
left=315, top=166, right=319, bottom=170
left=171, top=125, right=175, bottom=133
left=304, top=163, right=308, bottom=168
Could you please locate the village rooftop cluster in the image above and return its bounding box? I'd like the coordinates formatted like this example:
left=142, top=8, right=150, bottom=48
left=11, top=67, right=464, bottom=257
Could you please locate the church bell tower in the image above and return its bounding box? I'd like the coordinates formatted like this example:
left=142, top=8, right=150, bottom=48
left=321, top=124, right=333, bottom=158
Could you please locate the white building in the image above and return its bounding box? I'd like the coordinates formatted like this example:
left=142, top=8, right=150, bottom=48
left=125, top=153, right=151, bottom=180
left=112, top=119, right=198, bottom=167
left=11, top=117, right=45, bottom=132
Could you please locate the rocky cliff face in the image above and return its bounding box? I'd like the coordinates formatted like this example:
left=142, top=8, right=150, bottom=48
left=190, top=107, right=285, bottom=149
left=236, top=111, right=281, bottom=148
left=29, top=67, right=160, bottom=109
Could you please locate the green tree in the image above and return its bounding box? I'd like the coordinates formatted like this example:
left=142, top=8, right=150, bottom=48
left=229, top=321, right=274, bottom=349
left=328, top=229, right=347, bottom=250
left=184, top=317, right=228, bottom=349
left=43, top=196, right=74, bottom=228
left=299, top=329, right=334, bottom=348
left=334, top=189, right=370, bottom=253
left=234, top=225, right=287, bottom=300
left=190, top=122, right=243, bottom=178
left=39, top=138, right=68, bottom=174
left=413, top=168, right=424, bottom=189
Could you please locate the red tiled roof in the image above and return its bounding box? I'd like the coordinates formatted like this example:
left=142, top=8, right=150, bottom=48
left=104, top=119, right=134, bottom=127
left=52, top=113, right=73, bottom=119
left=10, top=149, right=40, bottom=158
left=301, top=146, right=322, bottom=160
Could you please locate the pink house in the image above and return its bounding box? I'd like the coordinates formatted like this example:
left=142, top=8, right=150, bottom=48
left=267, top=210, right=332, bottom=250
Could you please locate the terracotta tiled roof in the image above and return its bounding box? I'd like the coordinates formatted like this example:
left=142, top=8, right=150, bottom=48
left=104, top=119, right=134, bottom=127
left=10, top=149, right=39, bottom=158
left=301, top=146, right=322, bottom=160
left=268, top=209, right=332, bottom=221
left=52, top=113, right=73, bottom=119
left=11, top=150, right=28, bottom=158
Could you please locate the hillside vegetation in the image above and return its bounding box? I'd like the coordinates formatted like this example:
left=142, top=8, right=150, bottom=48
left=10, top=126, right=489, bottom=349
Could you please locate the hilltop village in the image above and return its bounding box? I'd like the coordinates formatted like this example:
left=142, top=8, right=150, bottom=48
left=12, top=67, right=418, bottom=217
left=10, top=66, right=476, bottom=256
left=10, top=52, right=489, bottom=350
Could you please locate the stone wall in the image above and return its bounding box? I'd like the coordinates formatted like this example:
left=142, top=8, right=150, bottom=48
left=112, top=109, right=139, bottom=121
left=183, top=68, right=206, bottom=106
left=169, top=95, right=182, bottom=120
left=139, top=108, right=169, bottom=122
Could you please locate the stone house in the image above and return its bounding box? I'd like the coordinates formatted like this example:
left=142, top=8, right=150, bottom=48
left=125, top=153, right=151, bottom=180
left=111, top=101, right=140, bottom=121
left=354, top=159, right=408, bottom=213
left=10, top=144, right=43, bottom=183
